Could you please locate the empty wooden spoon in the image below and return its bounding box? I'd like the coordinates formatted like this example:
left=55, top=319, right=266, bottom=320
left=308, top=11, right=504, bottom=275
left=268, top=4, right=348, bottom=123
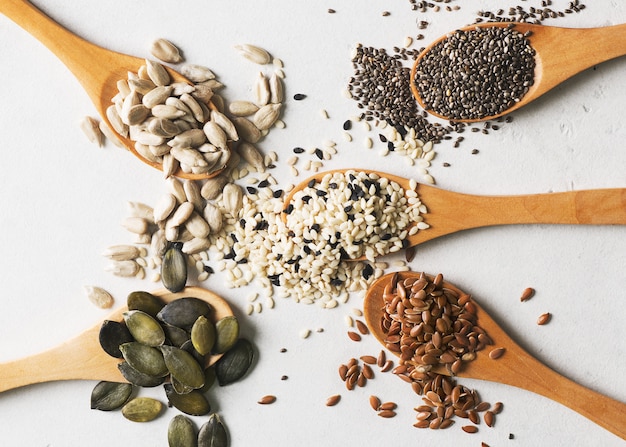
left=364, top=271, right=626, bottom=440
left=410, top=21, right=626, bottom=122
left=282, top=169, right=626, bottom=259
left=0, top=286, right=233, bottom=393
left=0, top=0, right=223, bottom=179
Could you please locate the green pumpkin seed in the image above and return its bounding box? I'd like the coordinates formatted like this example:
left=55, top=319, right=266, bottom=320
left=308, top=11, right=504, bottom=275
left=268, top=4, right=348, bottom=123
left=213, top=316, right=239, bottom=354
left=164, top=384, right=211, bottom=416
left=199, top=367, right=216, bottom=394
left=215, top=338, right=254, bottom=386
left=171, top=374, right=194, bottom=395
left=124, top=310, right=166, bottom=347
left=120, top=342, right=168, bottom=377
left=162, top=245, right=187, bottom=292
left=99, top=320, right=133, bottom=358
left=121, top=397, right=163, bottom=422
left=90, top=381, right=133, bottom=411
left=168, top=415, right=197, bottom=447
left=127, top=290, right=165, bottom=318
left=164, top=323, right=191, bottom=347
left=118, top=361, right=166, bottom=387
left=161, top=345, right=205, bottom=389
left=191, top=315, right=216, bottom=356
left=157, top=297, right=212, bottom=330
left=198, top=413, right=228, bottom=447
left=180, top=339, right=205, bottom=364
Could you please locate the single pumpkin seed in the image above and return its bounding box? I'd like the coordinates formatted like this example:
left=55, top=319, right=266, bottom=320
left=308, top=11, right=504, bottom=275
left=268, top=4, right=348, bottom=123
left=157, top=297, right=212, bottom=330
left=161, top=245, right=188, bottom=293
left=122, top=397, right=163, bottom=422
left=120, top=342, right=168, bottom=377
left=163, top=323, right=191, bottom=347
left=199, top=367, right=217, bottom=393
left=198, top=413, right=228, bottom=447
left=118, top=361, right=166, bottom=387
left=191, top=315, right=216, bottom=356
left=215, top=338, right=254, bottom=386
left=171, top=374, right=195, bottom=395
left=99, top=320, right=133, bottom=358
left=164, top=384, right=211, bottom=416
left=127, top=290, right=165, bottom=318
left=124, top=310, right=166, bottom=347
left=161, top=345, right=205, bottom=389
left=213, top=316, right=239, bottom=354
left=90, top=381, right=134, bottom=411
left=168, top=414, right=197, bottom=447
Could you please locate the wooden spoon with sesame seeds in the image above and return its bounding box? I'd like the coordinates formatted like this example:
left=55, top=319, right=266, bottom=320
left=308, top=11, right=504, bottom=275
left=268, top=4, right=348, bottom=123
left=0, top=287, right=233, bottom=393
left=282, top=169, right=626, bottom=260
left=364, top=271, right=626, bottom=440
left=0, top=0, right=224, bottom=179
left=410, top=21, right=626, bottom=123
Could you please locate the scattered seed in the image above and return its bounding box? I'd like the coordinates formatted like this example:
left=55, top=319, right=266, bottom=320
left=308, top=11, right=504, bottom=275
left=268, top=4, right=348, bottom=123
left=258, top=395, right=276, bottom=405
left=520, top=287, right=535, bottom=302
left=537, top=312, right=552, bottom=325
left=489, top=347, right=506, bottom=360
left=347, top=331, right=362, bottom=342
left=326, top=394, right=341, bottom=406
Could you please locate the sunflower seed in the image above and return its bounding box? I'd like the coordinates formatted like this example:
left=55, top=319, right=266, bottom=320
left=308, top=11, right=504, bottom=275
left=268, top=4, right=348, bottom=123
left=269, top=72, right=283, bottom=103
left=235, top=44, right=271, bottom=65
left=102, top=244, right=141, bottom=261
left=150, top=38, right=183, bottom=64
left=180, top=64, right=215, bottom=83
left=228, top=100, right=259, bottom=117
left=203, top=120, right=228, bottom=149
left=84, top=285, right=115, bottom=309
left=90, top=381, right=133, bottom=411
left=254, top=72, right=270, bottom=106
left=122, top=397, right=163, bottom=422
left=231, top=116, right=262, bottom=143
left=145, top=59, right=171, bottom=86
left=222, top=183, right=243, bottom=216
left=106, top=260, right=141, bottom=277
left=80, top=116, right=104, bottom=147
left=253, top=103, right=281, bottom=130
left=237, top=142, right=265, bottom=172
left=154, top=194, right=178, bottom=223
left=168, top=414, right=196, bottom=447
left=203, top=202, right=223, bottom=232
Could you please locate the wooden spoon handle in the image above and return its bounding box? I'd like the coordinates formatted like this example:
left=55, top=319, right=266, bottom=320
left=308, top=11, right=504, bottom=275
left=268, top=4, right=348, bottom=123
left=0, top=326, right=123, bottom=393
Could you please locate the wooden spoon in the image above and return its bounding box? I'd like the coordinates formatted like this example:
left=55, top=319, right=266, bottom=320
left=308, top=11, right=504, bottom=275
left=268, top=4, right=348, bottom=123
left=410, top=22, right=626, bottom=123
left=364, top=271, right=626, bottom=440
left=0, top=0, right=223, bottom=180
left=0, top=286, right=233, bottom=393
left=282, top=169, right=626, bottom=258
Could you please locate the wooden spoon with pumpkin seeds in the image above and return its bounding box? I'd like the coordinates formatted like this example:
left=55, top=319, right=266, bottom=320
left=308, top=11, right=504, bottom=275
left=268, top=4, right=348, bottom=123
left=0, top=0, right=224, bottom=180
left=0, top=287, right=233, bottom=393
left=364, top=271, right=626, bottom=440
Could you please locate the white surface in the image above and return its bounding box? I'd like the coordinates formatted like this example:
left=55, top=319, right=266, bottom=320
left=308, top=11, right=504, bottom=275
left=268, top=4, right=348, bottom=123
left=0, top=0, right=625, bottom=446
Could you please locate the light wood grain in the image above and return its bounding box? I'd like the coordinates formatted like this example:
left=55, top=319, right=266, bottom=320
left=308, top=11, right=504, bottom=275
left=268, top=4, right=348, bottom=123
left=410, top=22, right=626, bottom=122
left=0, top=0, right=222, bottom=179
left=364, top=271, right=626, bottom=440
left=0, top=287, right=234, bottom=392
left=282, top=169, right=626, bottom=257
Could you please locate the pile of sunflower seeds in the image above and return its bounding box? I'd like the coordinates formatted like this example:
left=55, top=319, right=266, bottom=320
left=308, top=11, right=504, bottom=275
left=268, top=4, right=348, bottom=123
left=413, top=25, right=536, bottom=120
left=93, top=290, right=252, bottom=446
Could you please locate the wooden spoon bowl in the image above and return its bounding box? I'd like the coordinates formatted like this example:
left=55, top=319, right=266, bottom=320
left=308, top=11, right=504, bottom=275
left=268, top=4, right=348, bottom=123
left=364, top=271, right=626, bottom=440
left=0, top=286, right=233, bottom=392
left=410, top=22, right=626, bottom=122
left=282, top=169, right=626, bottom=259
left=0, top=0, right=224, bottom=179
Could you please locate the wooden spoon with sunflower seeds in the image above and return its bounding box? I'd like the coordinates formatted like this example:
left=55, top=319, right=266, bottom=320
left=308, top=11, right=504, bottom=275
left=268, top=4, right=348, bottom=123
left=364, top=271, right=626, bottom=440
left=0, top=287, right=233, bottom=392
left=410, top=21, right=626, bottom=122
left=282, top=169, right=626, bottom=260
left=0, top=0, right=224, bottom=179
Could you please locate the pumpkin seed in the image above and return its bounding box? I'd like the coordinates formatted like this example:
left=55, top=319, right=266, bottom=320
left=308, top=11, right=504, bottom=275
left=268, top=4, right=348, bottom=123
left=171, top=375, right=195, bottom=395
left=163, top=323, right=191, bottom=347
left=168, top=415, right=197, bottom=447
left=191, top=315, right=216, bottom=356
left=213, top=316, right=239, bottom=354
left=122, top=397, right=163, bottom=422
left=161, top=345, right=205, bottom=389
left=99, top=320, right=133, bottom=358
left=127, top=290, right=165, bottom=318
left=164, top=384, right=211, bottom=416
left=198, top=413, right=228, bottom=447
left=199, top=367, right=217, bottom=393
left=118, top=361, right=166, bottom=387
left=120, top=342, right=169, bottom=377
left=215, top=338, right=254, bottom=386
left=124, top=310, right=166, bottom=347
left=157, top=297, right=212, bottom=330
left=161, top=244, right=188, bottom=293
left=90, top=381, right=133, bottom=411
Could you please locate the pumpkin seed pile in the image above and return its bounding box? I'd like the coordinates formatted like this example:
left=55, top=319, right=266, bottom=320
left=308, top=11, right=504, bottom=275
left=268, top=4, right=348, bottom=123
left=92, top=290, right=252, bottom=447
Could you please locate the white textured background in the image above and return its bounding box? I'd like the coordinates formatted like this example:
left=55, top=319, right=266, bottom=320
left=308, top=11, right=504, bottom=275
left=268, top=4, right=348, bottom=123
left=0, top=1, right=625, bottom=446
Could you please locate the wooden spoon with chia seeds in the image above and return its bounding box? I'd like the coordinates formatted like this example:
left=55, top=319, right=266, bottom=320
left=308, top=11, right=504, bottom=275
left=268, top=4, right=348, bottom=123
left=0, top=287, right=233, bottom=393
left=364, top=271, right=626, bottom=440
left=0, top=0, right=223, bottom=179
left=410, top=21, right=626, bottom=123
left=282, top=169, right=626, bottom=260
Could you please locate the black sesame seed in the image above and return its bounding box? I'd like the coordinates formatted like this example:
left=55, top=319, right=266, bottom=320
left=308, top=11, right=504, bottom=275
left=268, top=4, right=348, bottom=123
left=293, top=93, right=307, bottom=100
